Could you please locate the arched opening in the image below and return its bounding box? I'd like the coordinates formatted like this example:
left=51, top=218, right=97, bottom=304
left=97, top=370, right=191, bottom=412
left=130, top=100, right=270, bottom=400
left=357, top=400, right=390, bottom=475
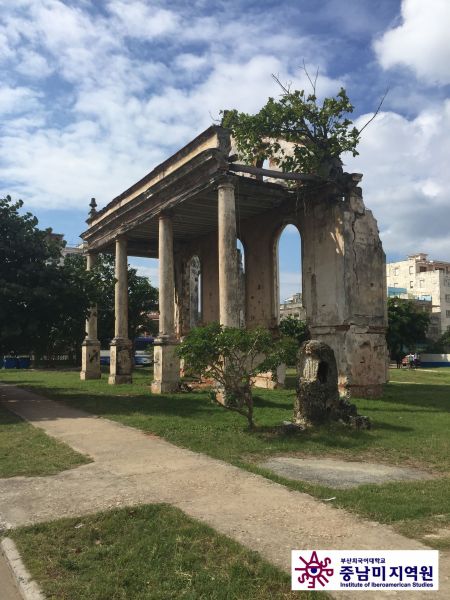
left=317, top=360, right=328, bottom=384
left=189, top=255, right=201, bottom=328
left=275, top=224, right=303, bottom=325
left=237, top=238, right=246, bottom=327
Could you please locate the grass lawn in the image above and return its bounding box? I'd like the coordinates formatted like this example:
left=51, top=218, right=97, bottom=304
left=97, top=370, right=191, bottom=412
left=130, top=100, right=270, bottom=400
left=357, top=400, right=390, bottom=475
left=0, top=402, right=91, bottom=478
left=10, top=503, right=326, bottom=600
left=0, top=367, right=449, bottom=547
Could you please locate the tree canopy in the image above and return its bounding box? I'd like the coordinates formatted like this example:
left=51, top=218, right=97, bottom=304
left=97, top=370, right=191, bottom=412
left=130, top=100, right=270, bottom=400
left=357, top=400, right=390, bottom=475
left=90, top=254, right=158, bottom=348
left=221, top=79, right=361, bottom=181
left=386, top=297, right=430, bottom=356
left=0, top=195, right=158, bottom=361
left=0, top=195, right=94, bottom=357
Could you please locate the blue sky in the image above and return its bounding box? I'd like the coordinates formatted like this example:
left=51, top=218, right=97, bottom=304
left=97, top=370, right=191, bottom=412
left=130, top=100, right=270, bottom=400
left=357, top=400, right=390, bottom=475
left=1, top=0, right=450, bottom=301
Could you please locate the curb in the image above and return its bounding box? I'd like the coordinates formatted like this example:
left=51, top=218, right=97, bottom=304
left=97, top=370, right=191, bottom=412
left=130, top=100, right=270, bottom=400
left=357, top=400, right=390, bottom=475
left=0, top=538, right=45, bottom=600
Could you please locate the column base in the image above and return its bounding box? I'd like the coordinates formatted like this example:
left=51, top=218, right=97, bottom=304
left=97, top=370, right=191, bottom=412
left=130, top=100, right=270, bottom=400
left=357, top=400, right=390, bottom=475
left=80, top=339, right=101, bottom=380
left=109, top=337, right=132, bottom=385
left=108, top=374, right=133, bottom=385
left=252, top=364, right=286, bottom=390
left=151, top=341, right=180, bottom=394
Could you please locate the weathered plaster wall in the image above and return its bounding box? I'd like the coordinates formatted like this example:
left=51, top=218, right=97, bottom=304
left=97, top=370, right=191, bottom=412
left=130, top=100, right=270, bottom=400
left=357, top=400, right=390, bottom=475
left=174, top=178, right=387, bottom=398
left=301, top=183, right=387, bottom=397
left=175, top=231, right=220, bottom=336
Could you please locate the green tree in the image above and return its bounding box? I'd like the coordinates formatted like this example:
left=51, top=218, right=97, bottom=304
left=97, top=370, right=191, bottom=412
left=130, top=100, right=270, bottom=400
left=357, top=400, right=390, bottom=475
left=177, top=323, right=282, bottom=429
left=279, top=315, right=309, bottom=365
left=387, top=297, right=430, bottom=357
left=428, top=329, right=450, bottom=353
left=0, top=195, right=91, bottom=358
left=35, top=253, right=102, bottom=363
left=0, top=195, right=158, bottom=361
left=91, top=254, right=159, bottom=348
left=221, top=78, right=361, bottom=181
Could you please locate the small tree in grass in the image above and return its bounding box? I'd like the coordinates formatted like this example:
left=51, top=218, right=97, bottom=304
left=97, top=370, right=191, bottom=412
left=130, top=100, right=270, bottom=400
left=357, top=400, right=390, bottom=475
left=177, top=323, right=282, bottom=430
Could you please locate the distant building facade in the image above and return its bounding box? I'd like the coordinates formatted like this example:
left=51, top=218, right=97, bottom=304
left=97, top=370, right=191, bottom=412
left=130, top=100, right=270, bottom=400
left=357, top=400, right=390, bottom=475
left=386, top=253, right=450, bottom=339
left=279, top=292, right=307, bottom=321
left=47, top=232, right=84, bottom=264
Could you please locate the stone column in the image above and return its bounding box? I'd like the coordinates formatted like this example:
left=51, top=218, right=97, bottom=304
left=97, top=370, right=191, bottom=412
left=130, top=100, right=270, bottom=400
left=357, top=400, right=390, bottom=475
left=151, top=213, right=180, bottom=393
left=80, top=252, right=101, bottom=380
left=109, top=236, right=132, bottom=384
left=218, top=179, right=239, bottom=327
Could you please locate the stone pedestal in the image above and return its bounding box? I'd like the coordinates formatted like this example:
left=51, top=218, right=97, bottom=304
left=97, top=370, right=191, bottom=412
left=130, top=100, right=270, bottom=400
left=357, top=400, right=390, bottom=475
left=151, top=341, right=179, bottom=393
left=151, top=213, right=180, bottom=394
left=80, top=251, right=101, bottom=381
left=294, top=339, right=370, bottom=429
left=109, top=236, right=132, bottom=385
left=80, top=339, right=101, bottom=380
left=252, top=363, right=286, bottom=389
left=108, top=337, right=132, bottom=385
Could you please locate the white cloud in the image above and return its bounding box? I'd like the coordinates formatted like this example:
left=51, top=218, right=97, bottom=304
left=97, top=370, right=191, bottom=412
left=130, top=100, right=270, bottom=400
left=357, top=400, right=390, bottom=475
left=346, top=101, right=450, bottom=260
left=131, top=261, right=159, bottom=287
left=0, top=86, right=41, bottom=115
left=107, top=1, right=179, bottom=38
left=16, top=49, right=54, bottom=78
left=0, top=1, right=342, bottom=212
left=374, top=0, right=450, bottom=85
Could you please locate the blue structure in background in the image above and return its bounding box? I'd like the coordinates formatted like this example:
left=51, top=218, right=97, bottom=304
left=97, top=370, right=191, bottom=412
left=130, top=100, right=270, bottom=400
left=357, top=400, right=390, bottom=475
left=100, top=336, right=154, bottom=367
left=388, top=287, right=407, bottom=297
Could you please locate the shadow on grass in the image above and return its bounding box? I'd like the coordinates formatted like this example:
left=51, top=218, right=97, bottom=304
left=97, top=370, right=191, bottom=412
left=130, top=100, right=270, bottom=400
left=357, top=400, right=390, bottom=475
left=370, top=421, right=414, bottom=432
left=0, top=403, right=24, bottom=425
left=1, top=381, right=222, bottom=422
left=376, top=384, right=450, bottom=412
left=253, top=395, right=293, bottom=410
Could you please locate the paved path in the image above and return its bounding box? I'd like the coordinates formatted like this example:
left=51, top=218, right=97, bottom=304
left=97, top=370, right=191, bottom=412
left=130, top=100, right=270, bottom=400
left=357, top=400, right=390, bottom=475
left=0, top=383, right=448, bottom=599
left=0, top=550, right=22, bottom=600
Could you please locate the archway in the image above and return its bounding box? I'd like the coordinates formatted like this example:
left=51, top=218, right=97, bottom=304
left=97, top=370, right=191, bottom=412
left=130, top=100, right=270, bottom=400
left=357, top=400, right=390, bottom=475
left=274, top=224, right=304, bottom=324
left=237, top=238, right=245, bottom=327
left=188, top=255, right=201, bottom=328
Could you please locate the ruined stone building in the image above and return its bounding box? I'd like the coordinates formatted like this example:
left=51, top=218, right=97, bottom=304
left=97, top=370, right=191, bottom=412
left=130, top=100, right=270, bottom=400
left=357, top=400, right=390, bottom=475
left=79, top=125, right=388, bottom=397
left=387, top=253, right=450, bottom=338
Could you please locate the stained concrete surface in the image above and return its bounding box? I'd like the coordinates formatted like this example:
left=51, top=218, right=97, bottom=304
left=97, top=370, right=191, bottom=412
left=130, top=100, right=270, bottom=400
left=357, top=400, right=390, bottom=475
left=0, top=383, right=448, bottom=600
left=0, top=550, right=22, bottom=600
left=260, top=457, right=434, bottom=488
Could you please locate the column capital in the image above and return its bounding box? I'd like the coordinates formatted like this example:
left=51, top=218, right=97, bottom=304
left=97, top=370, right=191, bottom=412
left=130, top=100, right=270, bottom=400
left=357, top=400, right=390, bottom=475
left=216, top=175, right=235, bottom=191
left=159, top=209, right=174, bottom=220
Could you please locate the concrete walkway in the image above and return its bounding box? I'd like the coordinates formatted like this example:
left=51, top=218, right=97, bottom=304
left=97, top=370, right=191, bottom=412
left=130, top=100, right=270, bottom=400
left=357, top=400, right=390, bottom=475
left=0, top=383, right=448, bottom=599
left=0, top=550, right=22, bottom=600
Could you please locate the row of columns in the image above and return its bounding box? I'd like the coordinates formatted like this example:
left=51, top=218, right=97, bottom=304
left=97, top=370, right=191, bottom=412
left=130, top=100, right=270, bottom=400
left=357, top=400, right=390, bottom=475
left=80, top=178, right=239, bottom=391
left=80, top=236, right=132, bottom=384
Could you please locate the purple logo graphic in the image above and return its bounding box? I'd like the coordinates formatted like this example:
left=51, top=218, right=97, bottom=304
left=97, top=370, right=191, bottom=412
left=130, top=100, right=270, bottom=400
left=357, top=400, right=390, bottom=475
left=295, top=551, right=334, bottom=588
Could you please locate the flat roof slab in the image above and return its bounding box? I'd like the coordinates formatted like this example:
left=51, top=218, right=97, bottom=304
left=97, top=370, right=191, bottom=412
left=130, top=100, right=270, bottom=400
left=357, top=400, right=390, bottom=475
left=260, top=457, right=433, bottom=489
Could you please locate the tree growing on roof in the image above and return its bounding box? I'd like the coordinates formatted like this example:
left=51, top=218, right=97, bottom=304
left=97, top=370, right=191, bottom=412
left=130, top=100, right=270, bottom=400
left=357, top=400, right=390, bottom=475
left=221, top=66, right=385, bottom=183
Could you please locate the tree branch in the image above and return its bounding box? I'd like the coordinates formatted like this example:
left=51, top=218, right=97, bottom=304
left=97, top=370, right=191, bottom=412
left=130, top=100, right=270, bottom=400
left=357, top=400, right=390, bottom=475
left=301, top=60, right=319, bottom=96
left=358, top=88, right=389, bottom=135
left=271, top=73, right=290, bottom=95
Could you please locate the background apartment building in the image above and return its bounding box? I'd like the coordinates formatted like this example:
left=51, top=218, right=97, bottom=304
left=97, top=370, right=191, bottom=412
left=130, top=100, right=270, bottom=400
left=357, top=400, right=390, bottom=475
left=279, top=292, right=307, bottom=321
left=386, top=253, right=450, bottom=338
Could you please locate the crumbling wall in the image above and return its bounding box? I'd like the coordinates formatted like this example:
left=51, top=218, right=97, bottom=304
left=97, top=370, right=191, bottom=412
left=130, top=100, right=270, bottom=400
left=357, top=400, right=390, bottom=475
left=301, top=177, right=388, bottom=397
left=174, top=175, right=387, bottom=398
